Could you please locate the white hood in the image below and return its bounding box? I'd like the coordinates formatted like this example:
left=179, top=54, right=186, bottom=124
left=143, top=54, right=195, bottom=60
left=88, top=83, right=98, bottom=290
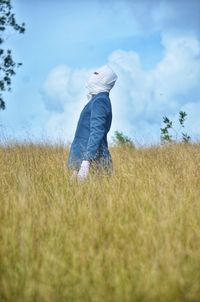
left=86, top=65, right=118, bottom=99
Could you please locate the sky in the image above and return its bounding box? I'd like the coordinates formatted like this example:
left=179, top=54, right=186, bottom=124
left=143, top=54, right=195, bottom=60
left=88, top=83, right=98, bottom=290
left=1, top=0, right=200, bottom=145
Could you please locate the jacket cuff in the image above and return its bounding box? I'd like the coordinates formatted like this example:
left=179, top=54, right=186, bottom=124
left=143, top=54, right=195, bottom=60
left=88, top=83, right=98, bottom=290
left=83, top=151, right=97, bottom=161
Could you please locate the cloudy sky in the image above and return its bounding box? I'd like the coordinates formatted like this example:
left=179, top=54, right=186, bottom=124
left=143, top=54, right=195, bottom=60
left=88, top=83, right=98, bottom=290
left=1, top=0, right=200, bottom=145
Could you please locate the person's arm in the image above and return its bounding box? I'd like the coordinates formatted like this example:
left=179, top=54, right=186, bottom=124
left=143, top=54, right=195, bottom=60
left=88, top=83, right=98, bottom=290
left=84, top=97, right=108, bottom=161
left=77, top=98, right=109, bottom=181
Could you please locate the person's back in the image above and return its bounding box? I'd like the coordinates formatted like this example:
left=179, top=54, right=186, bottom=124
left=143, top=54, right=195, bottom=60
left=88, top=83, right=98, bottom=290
left=67, top=65, right=118, bottom=181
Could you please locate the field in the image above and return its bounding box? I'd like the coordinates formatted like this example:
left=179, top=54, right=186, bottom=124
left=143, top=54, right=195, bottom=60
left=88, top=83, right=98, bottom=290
left=0, top=142, right=200, bottom=302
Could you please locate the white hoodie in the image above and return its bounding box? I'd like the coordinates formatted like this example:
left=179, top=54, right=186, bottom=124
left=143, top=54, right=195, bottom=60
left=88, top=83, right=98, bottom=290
left=86, top=65, right=118, bottom=100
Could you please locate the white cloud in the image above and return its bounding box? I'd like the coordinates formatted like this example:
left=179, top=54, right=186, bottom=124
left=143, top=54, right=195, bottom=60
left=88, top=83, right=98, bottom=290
left=42, top=34, right=200, bottom=145
left=42, top=66, right=93, bottom=143
left=42, top=65, right=91, bottom=111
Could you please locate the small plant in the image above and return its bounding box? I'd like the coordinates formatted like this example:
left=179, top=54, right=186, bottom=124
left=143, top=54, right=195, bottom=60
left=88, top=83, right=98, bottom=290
left=112, top=130, right=134, bottom=147
left=160, top=111, right=191, bottom=144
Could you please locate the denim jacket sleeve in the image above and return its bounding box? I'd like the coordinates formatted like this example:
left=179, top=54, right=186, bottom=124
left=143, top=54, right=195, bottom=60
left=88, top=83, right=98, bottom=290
left=83, top=97, right=109, bottom=161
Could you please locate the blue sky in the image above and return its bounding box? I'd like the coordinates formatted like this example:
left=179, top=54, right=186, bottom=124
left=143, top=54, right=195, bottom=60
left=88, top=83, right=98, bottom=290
left=1, top=0, right=200, bottom=145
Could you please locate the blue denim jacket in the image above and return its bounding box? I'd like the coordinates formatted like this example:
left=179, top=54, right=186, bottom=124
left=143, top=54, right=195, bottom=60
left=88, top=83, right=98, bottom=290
left=67, top=92, right=113, bottom=171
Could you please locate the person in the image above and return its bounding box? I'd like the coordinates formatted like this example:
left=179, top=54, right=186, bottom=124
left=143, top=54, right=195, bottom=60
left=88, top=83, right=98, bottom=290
left=67, top=65, right=118, bottom=181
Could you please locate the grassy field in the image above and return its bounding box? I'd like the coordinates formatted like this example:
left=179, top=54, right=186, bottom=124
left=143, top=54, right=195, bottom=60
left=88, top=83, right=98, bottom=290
left=0, top=142, right=200, bottom=302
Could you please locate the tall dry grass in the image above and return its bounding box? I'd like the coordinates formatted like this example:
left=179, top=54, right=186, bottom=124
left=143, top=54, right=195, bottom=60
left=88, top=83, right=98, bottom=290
left=0, top=141, right=200, bottom=302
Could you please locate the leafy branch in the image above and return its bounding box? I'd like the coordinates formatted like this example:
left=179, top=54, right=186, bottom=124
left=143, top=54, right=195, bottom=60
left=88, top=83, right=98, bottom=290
left=0, top=0, right=25, bottom=110
left=112, top=130, right=134, bottom=147
left=160, top=111, right=191, bottom=144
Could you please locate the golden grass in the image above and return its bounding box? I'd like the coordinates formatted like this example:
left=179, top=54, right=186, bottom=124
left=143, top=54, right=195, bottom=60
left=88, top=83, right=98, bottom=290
left=0, top=142, right=200, bottom=302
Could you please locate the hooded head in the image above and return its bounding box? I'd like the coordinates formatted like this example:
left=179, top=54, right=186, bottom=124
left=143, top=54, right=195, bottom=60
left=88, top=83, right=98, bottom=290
left=86, top=65, right=118, bottom=99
